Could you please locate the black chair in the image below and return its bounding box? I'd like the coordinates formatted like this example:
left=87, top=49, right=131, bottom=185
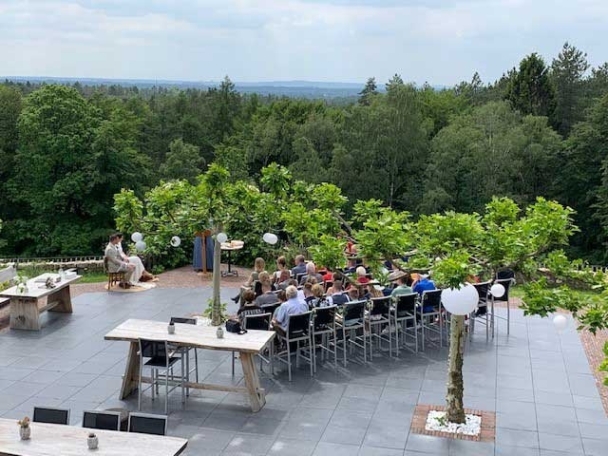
left=470, top=281, right=491, bottom=339
left=245, top=313, right=274, bottom=374
left=393, top=293, right=418, bottom=355
left=138, top=339, right=185, bottom=414
left=295, top=273, right=306, bottom=284
left=169, top=317, right=199, bottom=395
left=368, top=297, right=392, bottom=358
left=82, top=410, right=121, bottom=431
left=274, top=311, right=313, bottom=381
left=417, top=289, right=444, bottom=350
left=128, top=412, right=168, bottom=436
left=336, top=300, right=368, bottom=366
left=261, top=302, right=281, bottom=317
left=491, top=277, right=515, bottom=336
left=312, top=305, right=338, bottom=371
left=33, top=407, right=70, bottom=425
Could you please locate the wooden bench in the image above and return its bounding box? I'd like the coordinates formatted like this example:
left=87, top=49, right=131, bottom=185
left=0, top=264, right=17, bottom=309
left=0, top=273, right=81, bottom=330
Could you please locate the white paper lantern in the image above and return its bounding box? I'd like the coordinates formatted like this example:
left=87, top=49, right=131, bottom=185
left=135, top=240, right=146, bottom=252
left=441, top=283, right=479, bottom=316
left=131, top=232, right=143, bottom=242
left=490, top=283, right=506, bottom=298
left=553, top=314, right=568, bottom=332
left=170, top=236, right=181, bottom=247
left=216, top=232, right=228, bottom=243
left=263, top=232, right=278, bottom=245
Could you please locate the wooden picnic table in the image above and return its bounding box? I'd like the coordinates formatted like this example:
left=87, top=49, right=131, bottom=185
left=0, top=418, right=188, bottom=456
left=0, top=274, right=81, bottom=331
left=104, top=319, right=275, bottom=413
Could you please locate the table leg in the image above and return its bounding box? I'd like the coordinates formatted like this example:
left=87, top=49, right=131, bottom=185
left=9, top=297, right=40, bottom=330
left=227, top=250, right=232, bottom=274
left=48, top=285, right=73, bottom=313
left=119, top=342, right=140, bottom=399
left=240, top=352, right=265, bottom=412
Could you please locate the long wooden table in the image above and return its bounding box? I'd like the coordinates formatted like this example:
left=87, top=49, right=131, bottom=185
left=104, top=319, right=275, bottom=413
left=0, top=274, right=81, bottom=331
left=0, top=418, right=187, bottom=456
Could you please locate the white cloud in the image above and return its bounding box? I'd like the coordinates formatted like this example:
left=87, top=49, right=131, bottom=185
left=0, top=0, right=606, bottom=85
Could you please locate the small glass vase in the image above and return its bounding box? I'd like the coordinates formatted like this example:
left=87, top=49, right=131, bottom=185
left=216, top=326, right=224, bottom=339
left=19, top=426, right=31, bottom=440
left=87, top=435, right=99, bottom=449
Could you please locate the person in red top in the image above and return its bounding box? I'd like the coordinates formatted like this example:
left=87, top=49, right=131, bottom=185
left=355, top=266, right=370, bottom=285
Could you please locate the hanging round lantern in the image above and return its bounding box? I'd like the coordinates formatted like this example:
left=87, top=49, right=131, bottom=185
left=263, top=232, right=278, bottom=245
left=131, top=232, right=143, bottom=243
left=170, top=236, right=181, bottom=247
left=441, top=283, right=479, bottom=316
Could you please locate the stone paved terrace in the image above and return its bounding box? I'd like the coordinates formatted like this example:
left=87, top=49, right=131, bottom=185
left=0, top=286, right=606, bottom=456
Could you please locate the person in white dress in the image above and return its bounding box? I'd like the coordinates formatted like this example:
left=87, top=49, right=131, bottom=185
left=116, top=234, right=156, bottom=285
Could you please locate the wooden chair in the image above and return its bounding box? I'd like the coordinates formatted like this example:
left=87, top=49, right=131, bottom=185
left=104, top=257, right=125, bottom=291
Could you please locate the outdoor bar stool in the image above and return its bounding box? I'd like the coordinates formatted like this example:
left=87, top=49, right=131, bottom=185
left=245, top=313, right=274, bottom=374
left=335, top=300, right=368, bottom=366
left=392, top=293, right=418, bottom=355
left=416, top=289, right=444, bottom=350
left=490, top=276, right=515, bottom=336
left=274, top=311, right=313, bottom=382
left=470, top=281, right=491, bottom=340
left=311, top=305, right=338, bottom=371
left=169, top=317, right=198, bottom=396
left=138, top=339, right=185, bottom=414
left=367, top=296, right=392, bottom=359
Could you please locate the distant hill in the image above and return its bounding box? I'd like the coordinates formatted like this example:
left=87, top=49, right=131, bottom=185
left=2, top=76, right=378, bottom=99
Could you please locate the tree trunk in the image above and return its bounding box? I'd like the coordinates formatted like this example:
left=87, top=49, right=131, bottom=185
left=446, top=314, right=466, bottom=423
left=211, top=230, right=223, bottom=326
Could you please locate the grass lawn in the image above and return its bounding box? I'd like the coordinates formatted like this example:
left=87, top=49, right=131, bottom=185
left=14, top=266, right=107, bottom=284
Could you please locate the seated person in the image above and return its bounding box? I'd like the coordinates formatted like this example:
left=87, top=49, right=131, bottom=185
left=327, top=272, right=349, bottom=306
left=299, top=262, right=323, bottom=285
left=309, top=283, right=329, bottom=308
left=273, top=256, right=291, bottom=286
left=320, top=267, right=333, bottom=283
left=255, top=279, right=279, bottom=306
left=343, top=257, right=358, bottom=275
left=254, top=271, right=276, bottom=297
left=271, top=285, right=309, bottom=335
left=104, top=234, right=135, bottom=288
left=116, top=233, right=157, bottom=284
left=291, top=255, right=307, bottom=278
left=355, top=266, right=370, bottom=285
left=232, top=257, right=266, bottom=303
left=237, top=290, right=263, bottom=325
left=413, top=274, right=436, bottom=296
left=389, top=270, right=413, bottom=297
left=302, top=282, right=316, bottom=307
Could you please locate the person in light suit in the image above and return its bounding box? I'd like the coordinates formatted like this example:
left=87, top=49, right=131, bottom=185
left=104, top=234, right=135, bottom=288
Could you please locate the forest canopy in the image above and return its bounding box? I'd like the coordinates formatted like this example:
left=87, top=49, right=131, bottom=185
left=0, top=42, right=607, bottom=264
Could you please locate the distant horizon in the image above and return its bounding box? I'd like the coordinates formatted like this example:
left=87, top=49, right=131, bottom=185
left=1, top=75, right=406, bottom=88
left=3, top=1, right=606, bottom=86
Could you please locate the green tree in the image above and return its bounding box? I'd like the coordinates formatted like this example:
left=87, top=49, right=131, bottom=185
left=385, top=73, right=404, bottom=93
left=358, top=77, right=378, bottom=106
left=506, top=53, right=556, bottom=120
left=160, top=138, right=205, bottom=184
left=551, top=42, right=590, bottom=136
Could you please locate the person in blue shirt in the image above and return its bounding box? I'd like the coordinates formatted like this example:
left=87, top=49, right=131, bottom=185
left=291, top=255, right=307, bottom=278
left=413, top=274, right=436, bottom=296
left=272, top=285, right=308, bottom=335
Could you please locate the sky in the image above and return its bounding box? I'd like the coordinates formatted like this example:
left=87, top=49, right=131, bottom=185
left=1, top=0, right=607, bottom=86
